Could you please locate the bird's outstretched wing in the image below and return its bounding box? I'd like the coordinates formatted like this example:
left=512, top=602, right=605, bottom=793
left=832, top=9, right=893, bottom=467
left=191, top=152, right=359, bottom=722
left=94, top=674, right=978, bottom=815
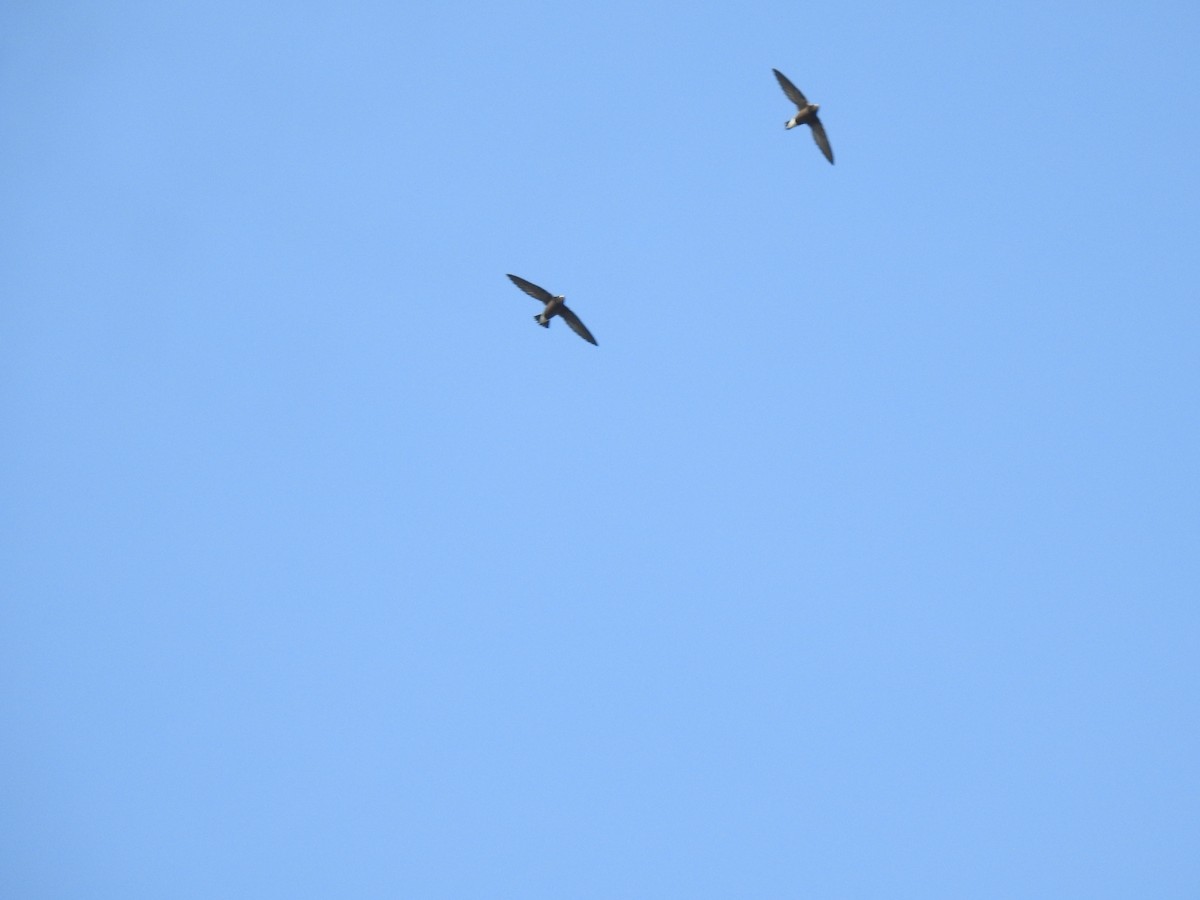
left=559, top=305, right=597, bottom=346
left=507, top=274, right=554, bottom=303
left=772, top=68, right=808, bottom=108
left=809, top=115, right=834, bottom=164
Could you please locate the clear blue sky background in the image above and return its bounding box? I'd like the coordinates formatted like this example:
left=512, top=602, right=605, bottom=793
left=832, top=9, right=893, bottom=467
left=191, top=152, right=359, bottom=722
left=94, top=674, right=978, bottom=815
left=3, top=1, right=1197, bottom=896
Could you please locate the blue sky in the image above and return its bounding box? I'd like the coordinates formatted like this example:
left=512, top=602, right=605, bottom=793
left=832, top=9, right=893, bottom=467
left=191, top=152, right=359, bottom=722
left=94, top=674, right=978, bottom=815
left=2, top=1, right=1197, bottom=896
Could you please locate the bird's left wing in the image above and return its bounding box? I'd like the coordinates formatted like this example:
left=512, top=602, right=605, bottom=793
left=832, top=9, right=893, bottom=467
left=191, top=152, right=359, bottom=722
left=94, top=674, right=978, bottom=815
left=559, top=306, right=597, bottom=346
left=809, top=115, right=834, bottom=164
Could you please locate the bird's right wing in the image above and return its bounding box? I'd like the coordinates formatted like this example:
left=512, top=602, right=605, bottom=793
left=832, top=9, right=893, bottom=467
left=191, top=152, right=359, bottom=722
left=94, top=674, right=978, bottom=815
left=507, top=274, right=554, bottom=303
left=772, top=68, right=808, bottom=108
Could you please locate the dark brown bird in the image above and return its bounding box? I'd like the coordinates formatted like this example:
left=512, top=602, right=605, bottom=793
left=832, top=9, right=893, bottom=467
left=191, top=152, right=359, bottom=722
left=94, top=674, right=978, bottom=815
left=772, top=68, right=834, bottom=165
left=506, top=274, right=598, bottom=346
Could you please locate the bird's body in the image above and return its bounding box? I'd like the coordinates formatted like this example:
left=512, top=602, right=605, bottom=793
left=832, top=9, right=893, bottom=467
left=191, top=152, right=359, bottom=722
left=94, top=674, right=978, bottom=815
left=533, top=294, right=564, bottom=327
left=784, top=106, right=818, bottom=130
left=506, top=274, right=597, bottom=346
left=772, top=68, right=834, bottom=165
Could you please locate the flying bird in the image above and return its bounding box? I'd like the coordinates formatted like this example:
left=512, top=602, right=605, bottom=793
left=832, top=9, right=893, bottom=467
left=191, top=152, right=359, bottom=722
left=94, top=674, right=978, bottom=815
left=506, top=274, right=598, bottom=346
left=772, top=68, right=834, bottom=165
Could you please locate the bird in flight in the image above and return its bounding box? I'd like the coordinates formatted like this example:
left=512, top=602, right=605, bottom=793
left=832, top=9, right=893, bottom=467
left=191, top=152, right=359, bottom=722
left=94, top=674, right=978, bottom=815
left=772, top=68, right=834, bottom=165
left=506, top=274, right=598, bottom=346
